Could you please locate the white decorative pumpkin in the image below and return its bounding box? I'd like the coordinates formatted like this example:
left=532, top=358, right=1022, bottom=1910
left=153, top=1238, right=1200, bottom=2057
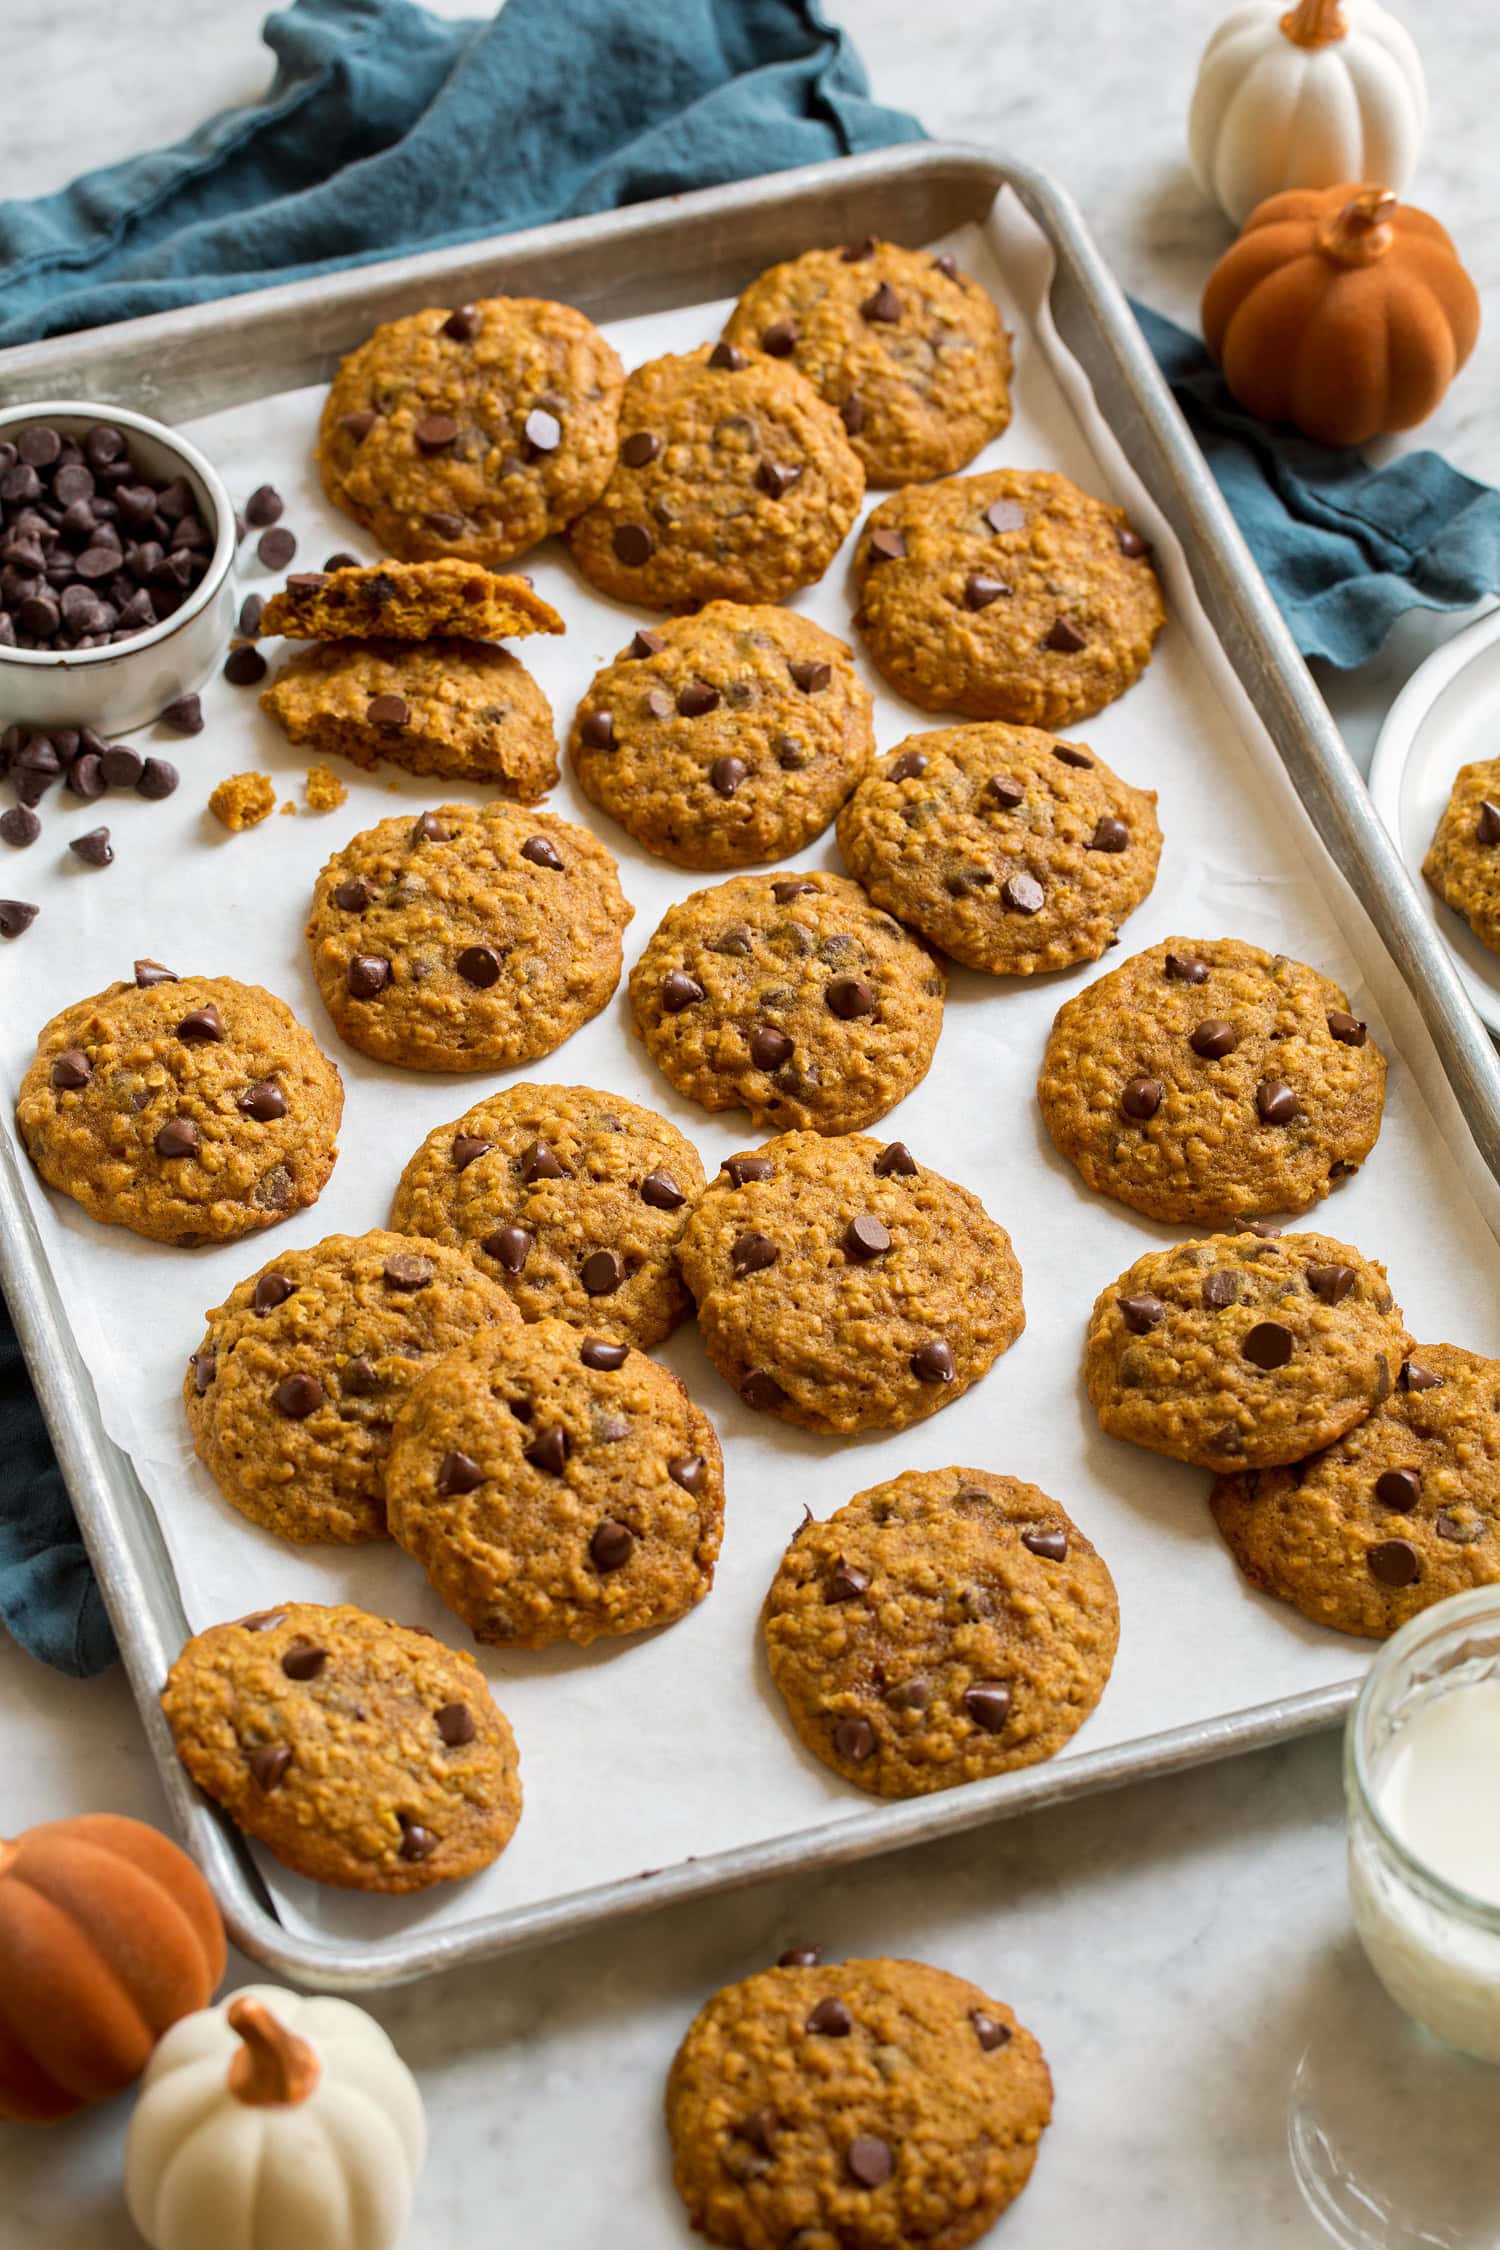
left=124, top=1987, right=425, bottom=2250
left=1189, top=0, right=1427, bottom=225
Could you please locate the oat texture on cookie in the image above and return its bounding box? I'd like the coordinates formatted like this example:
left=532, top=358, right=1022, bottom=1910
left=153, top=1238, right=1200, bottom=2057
left=1424, top=757, right=1500, bottom=954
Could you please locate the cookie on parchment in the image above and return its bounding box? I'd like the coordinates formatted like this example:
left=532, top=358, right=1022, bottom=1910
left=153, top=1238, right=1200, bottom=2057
left=1423, top=758, right=1500, bottom=954
left=723, top=236, right=1012, bottom=487
left=317, top=296, right=624, bottom=566
left=567, top=343, right=865, bottom=610
left=1038, top=936, right=1387, bottom=1224
left=15, top=966, right=343, bottom=1246
left=1212, top=1343, right=1500, bottom=1639
left=261, top=638, right=559, bottom=800
left=853, top=467, right=1165, bottom=728
left=305, top=801, right=632, bottom=1072
left=259, top=558, right=563, bottom=642
left=384, top=1318, right=724, bottom=1649
left=667, top=1955, right=1052, bottom=2250
left=836, top=721, right=1161, bottom=975
left=1085, top=1230, right=1410, bottom=1473
left=629, top=870, right=944, bottom=1136
left=161, top=1601, right=521, bottom=1893
left=390, top=1082, right=704, bottom=1349
left=570, top=603, right=874, bottom=869
left=764, top=1468, right=1118, bottom=1797
left=185, top=1230, right=519, bottom=1544
left=676, top=1129, right=1024, bottom=1434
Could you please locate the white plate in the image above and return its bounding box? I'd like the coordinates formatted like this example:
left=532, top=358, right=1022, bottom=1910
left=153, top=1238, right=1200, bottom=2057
left=1369, top=604, right=1500, bottom=1034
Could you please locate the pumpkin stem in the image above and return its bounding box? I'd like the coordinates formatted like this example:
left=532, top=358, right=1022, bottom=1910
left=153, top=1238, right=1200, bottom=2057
left=1318, top=187, right=1400, bottom=267
left=226, top=1996, right=321, bottom=2107
left=1280, top=0, right=1347, bottom=46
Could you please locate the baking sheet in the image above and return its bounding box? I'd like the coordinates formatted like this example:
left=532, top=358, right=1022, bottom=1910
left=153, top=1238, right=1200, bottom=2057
left=6, top=191, right=1500, bottom=1958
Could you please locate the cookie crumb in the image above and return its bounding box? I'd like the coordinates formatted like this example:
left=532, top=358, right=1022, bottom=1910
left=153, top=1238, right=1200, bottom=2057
left=209, top=772, right=277, bottom=831
left=305, top=765, right=348, bottom=812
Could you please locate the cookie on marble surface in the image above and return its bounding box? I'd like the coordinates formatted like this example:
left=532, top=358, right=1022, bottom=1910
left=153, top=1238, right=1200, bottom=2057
left=853, top=467, right=1165, bottom=727
left=305, top=801, right=632, bottom=1072
left=384, top=1318, right=724, bottom=1648
left=567, top=343, right=865, bottom=610
left=316, top=296, right=624, bottom=565
left=261, top=637, right=559, bottom=800
left=629, top=870, right=944, bottom=1136
left=259, top=558, right=563, bottom=642
left=764, top=1468, right=1118, bottom=1797
left=1038, top=936, right=1387, bottom=1224
left=185, top=1229, right=519, bottom=1544
left=1085, top=1230, right=1410, bottom=1473
left=1423, top=758, right=1500, bottom=954
left=1212, top=1344, right=1500, bottom=1639
left=15, top=966, right=342, bottom=1246
left=667, top=1954, right=1052, bottom=2250
left=722, top=236, right=1012, bottom=487
left=570, top=603, right=874, bottom=869
left=836, top=721, right=1161, bottom=974
left=676, top=1128, right=1024, bottom=1435
left=390, top=1082, right=704, bottom=1350
left=161, top=1601, right=521, bottom=1892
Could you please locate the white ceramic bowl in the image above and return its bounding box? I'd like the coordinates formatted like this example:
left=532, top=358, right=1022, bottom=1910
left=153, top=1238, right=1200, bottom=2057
left=0, top=398, right=236, bottom=736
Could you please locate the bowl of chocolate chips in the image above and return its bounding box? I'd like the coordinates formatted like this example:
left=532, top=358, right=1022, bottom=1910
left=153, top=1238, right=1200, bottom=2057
left=0, top=400, right=235, bottom=733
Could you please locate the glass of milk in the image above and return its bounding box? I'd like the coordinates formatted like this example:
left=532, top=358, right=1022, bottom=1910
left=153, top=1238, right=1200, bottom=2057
left=1346, top=1585, right=1500, bottom=2063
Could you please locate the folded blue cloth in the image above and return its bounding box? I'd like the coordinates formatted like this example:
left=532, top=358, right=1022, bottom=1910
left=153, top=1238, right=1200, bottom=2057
left=3, top=0, right=1497, bottom=1674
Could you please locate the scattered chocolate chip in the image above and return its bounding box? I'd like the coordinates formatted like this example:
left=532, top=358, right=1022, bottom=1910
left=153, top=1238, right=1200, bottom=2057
left=1368, top=1539, right=1420, bottom=1587
left=839, top=392, right=867, bottom=434
left=1399, top=1360, right=1444, bottom=1392
left=1120, top=1076, right=1163, bottom=1121
left=520, top=833, right=563, bottom=870
left=778, top=1945, right=822, bottom=1967
left=341, top=1357, right=378, bottom=1396
left=48, top=1048, right=92, bottom=1091
left=435, top=1701, right=476, bottom=1747
left=245, top=484, right=282, bottom=527
left=639, top=1169, right=685, bottom=1212
left=272, top=1374, right=321, bottom=1419
left=524, top=407, right=561, bottom=453
left=725, top=1154, right=774, bottom=1186
left=483, top=1224, right=533, bottom=1274
left=1089, top=816, right=1129, bottom=853
left=333, top=876, right=373, bottom=911
left=1001, top=872, right=1044, bottom=914
left=833, top=1716, right=877, bottom=1763
left=1327, top=1010, right=1367, bottom=1047
left=964, top=1681, right=1012, bottom=1732
left=866, top=527, right=907, bottom=563
left=100, top=744, right=144, bottom=788
left=1477, top=802, right=1500, bottom=846
left=346, top=955, right=391, bottom=999
left=1118, top=526, right=1152, bottom=558
left=873, top=1141, right=917, bottom=1178
left=414, top=415, right=459, bottom=453
left=521, top=1137, right=568, bottom=1182
left=368, top=692, right=409, bottom=728
left=1164, top=952, right=1208, bottom=984
left=223, top=644, right=267, bottom=685
left=581, top=1337, right=630, bottom=1371
left=846, top=2133, right=892, bottom=2187
left=661, top=967, right=709, bottom=1017
left=759, top=318, right=798, bottom=358
left=1375, top=1468, right=1422, bottom=1511
left=806, top=1997, right=852, bottom=2036
left=620, top=431, right=661, bottom=470
left=456, top=944, right=502, bottom=988
left=984, top=498, right=1027, bottom=535
left=629, top=627, right=666, bottom=657
left=0, top=806, right=40, bottom=848
left=134, top=958, right=178, bottom=986
left=1022, top=1527, right=1069, bottom=1562
left=190, top=1348, right=216, bottom=1394
left=159, top=693, right=202, bottom=734
left=68, top=826, right=113, bottom=867
left=1242, top=1321, right=1293, bottom=1370
left=581, top=1247, right=625, bottom=1296
left=451, top=1134, right=493, bottom=1172
left=861, top=280, right=902, bottom=324
left=579, top=708, right=615, bottom=749
left=741, top=1368, right=790, bottom=1412
left=1190, top=1018, right=1237, bottom=1059
left=772, top=878, right=817, bottom=902
left=247, top=1744, right=291, bottom=1792
left=1256, top=1078, right=1300, bottom=1125
left=825, top=975, right=876, bottom=1021
left=398, top=1816, right=438, bottom=1863
left=157, top=1114, right=202, bottom=1163
left=787, top=658, right=831, bottom=697
left=708, top=341, right=746, bottom=370
left=1044, top=616, right=1088, bottom=653
left=137, top=757, right=178, bottom=801
left=437, top=1450, right=486, bottom=1495
left=1307, top=1263, right=1355, bottom=1305
left=749, top=1024, right=793, bottom=1070
left=676, top=676, right=720, bottom=719
left=69, top=756, right=109, bottom=803
left=911, top=1338, right=955, bottom=1383
left=252, top=1272, right=295, bottom=1316
left=669, top=1455, right=708, bottom=1495
left=176, top=1005, right=223, bottom=1044
left=964, top=573, right=1009, bottom=610
left=972, top=2008, right=1012, bottom=2050
left=843, top=1215, right=891, bottom=1262
left=826, top=1559, right=870, bottom=1604
left=324, top=552, right=360, bottom=572
left=256, top=526, right=296, bottom=570
left=1203, top=1270, right=1240, bottom=1308
left=645, top=687, right=674, bottom=720
left=525, top=1426, right=569, bottom=1476
left=731, top=1231, right=779, bottom=1278
left=426, top=510, right=465, bottom=540
left=590, top=1518, right=634, bottom=1571
left=383, top=1253, right=433, bottom=1292
left=1435, top=1511, right=1479, bottom=1546
left=756, top=460, right=803, bottom=500
left=443, top=304, right=481, bottom=341
left=1120, top=1293, right=1166, bottom=1333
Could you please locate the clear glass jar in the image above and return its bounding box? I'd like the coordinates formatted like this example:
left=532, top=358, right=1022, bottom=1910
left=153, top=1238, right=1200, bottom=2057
left=1346, top=1585, right=1500, bottom=2064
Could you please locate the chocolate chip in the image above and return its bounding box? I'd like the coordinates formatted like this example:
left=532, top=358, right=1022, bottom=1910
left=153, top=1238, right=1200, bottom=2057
left=674, top=677, right=720, bottom=719
left=1375, top=1468, right=1421, bottom=1511
left=756, top=460, right=803, bottom=499
left=524, top=407, right=561, bottom=453
left=524, top=1426, right=569, bottom=1476
left=333, top=877, right=373, bottom=911
left=645, top=688, right=674, bottom=720
left=252, top=1271, right=294, bottom=1314
left=581, top=1247, right=624, bottom=1295
left=579, top=709, right=614, bottom=749
left=972, top=2009, right=1012, bottom=2050
left=749, top=1024, right=793, bottom=1070
left=368, top=693, right=408, bottom=728
left=134, top=958, right=178, bottom=986
left=236, top=1078, right=286, bottom=1124
left=0, top=806, right=40, bottom=848
left=806, top=1997, right=852, bottom=2036
left=985, top=498, right=1026, bottom=534
left=590, top=1519, right=633, bottom=1571
left=581, top=1337, right=630, bottom=1371
left=341, top=1357, right=378, bottom=1396
left=426, top=511, right=465, bottom=540
left=1399, top=1360, right=1444, bottom=1392
left=324, top=553, right=360, bottom=572
left=176, top=1005, right=223, bottom=1044
left=1203, top=1271, right=1240, bottom=1308
left=843, top=1215, right=891, bottom=1261
left=1120, top=1293, right=1166, bottom=1333
left=866, top=527, right=907, bottom=563
left=153, top=1117, right=198, bottom=1159
left=1368, top=1538, right=1420, bottom=1587
left=963, top=572, right=1010, bottom=610
left=731, top=1232, right=779, bottom=1278
left=1001, top=872, right=1044, bottom=914
left=159, top=693, right=203, bottom=735
left=708, top=342, right=745, bottom=370
left=1307, top=1263, right=1355, bottom=1305
left=778, top=1945, right=823, bottom=1968
left=397, top=1816, right=438, bottom=1862
left=223, top=644, right=267, bottom=685
left=620, top=431, right=660, bottom=468
left=1190, top=1018, right=1237, bottom=1059
left=772, top=878, right=817, bottom=902
left=443, top=304, right=480, bottom=341
left=1163, top=954, right=1207, bottom=987
left=840, top=393, right=867, bottom=434
left=100, top=744, right=143, bottom=788
left=1256, top=1078, right=1300, bottom=1125
left=1118, top=526, right=1152, bottom=558
left=410, top=810, right=450, bottom=844
left=741, top=1368, right=790, bottom=1412
left=437, top=1450, right=485, bottom=1495
left=245, top=484, right=283, bottom=526
left=1044, top=617, right=1088, bottom=653
left=1089, top=816, right=1129, bottom=853
left=414, top=414, right=459, bottom=452
left=725, top=1154, right=774, bottom=1186
left=1120, top=1077, right=1162, bottom=1121
left=833, top=1716, right=877, bottom=1763
left=911, top=1338, right=955, bottom=1383
left=190, top=1348, right=216, bottom=1394
left=257, top=526, right=296, bottom=570
left=874, top=1141, right=917, bottom=1177
left=49, top=1049, right=92, bottom=1089
left=845, top=2133, right=892, bottom=2188
left=68, top=826, right=113, bottom=867
left=1327, top=1010, right=1367, bottom=1046
left=637, top=1169, right=684, bottom=1213
left=521, top=1138, right=568, bottom=1182
left=435, top=1701, right=476, bottom=1747
left=520, top=834, right=564, bottom=870
left=629, top=627, right=665, bottom=657
left=346, top=955, right=391, bottom=999
left=1022, top=1527, right=1069, bottom=1561
left=384, top=1253, right=433, bottom=1292
left=457, top=944, right=502, bottom=988
left=452, top=1134, right=492, bottom=1171
left=137, top=757, right=178, bottom=801
left=669, top=1454, right=708, bottom=1494
left=1477, top=802, right=1500, bottom=845
left=1242, top=1321, right=1293, bottom=1370
left=826, top=1559, right=869, bottom=1604
left=272, top=1374, right=321, bottom=1420
left=861, top=280, right=902, bottom=324
left=733, top=2107, right=780, bottom=2155
left=963, top=1681, right=1012, bottom=1732
left=760, top=319, right=798, bottom=356
left=247, top=1744, right=291, bottom=1792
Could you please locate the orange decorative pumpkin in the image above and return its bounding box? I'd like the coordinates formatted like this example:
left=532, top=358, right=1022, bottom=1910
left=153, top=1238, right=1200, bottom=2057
left=1201, top=183, right=1480, bottom=445
left=0, top=1814, right=225, bottom=2122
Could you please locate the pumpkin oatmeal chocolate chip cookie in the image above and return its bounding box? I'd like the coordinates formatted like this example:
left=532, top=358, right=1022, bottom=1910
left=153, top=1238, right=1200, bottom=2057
left=667, top=1954, right=1052, bottom=2250
left=305, top=800, right=631, bottom=1072
left=570, top=603, right=874, bottom=870
left=259, top=558, right=563, bottom=642
left=384, top=1318, right=724, bottom=1648
left=1039, top=936, right=1387, bottom=1224
left=1085, top=1230, right=1410, bottom=1473
left=630, top=871, right=944, bottom=1136
left=185, top=1230, right=519, bottom=1545
left=723, top=237, right=1013, bottom=487
left=1211, top=1344, right=1500, bottom=1639
left=390, top=1082, right=704, bottom=1350
left=677, top=1129, right=1024, bottom=1435
left=837, top=721, right=1161, bottom=975
left=15, top=967, right=342, bottom=1246
left=764, top=1469, right=1118, bottom=1798
left=567, top=343, right=865, bottom=610
left=316, top=296, right=624, bottom=566
left=162, top=1601, right=521, bottom=1892
left=262, top=638, right=559, bottom=800
left=1423, top=757, right=1500, bottom=954
left=853, top=467, right=1165, bottom=728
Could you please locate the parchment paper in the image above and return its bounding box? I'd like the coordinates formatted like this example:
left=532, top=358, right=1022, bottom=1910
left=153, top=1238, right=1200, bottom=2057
left=6, top=194, right=1500, bottom=1953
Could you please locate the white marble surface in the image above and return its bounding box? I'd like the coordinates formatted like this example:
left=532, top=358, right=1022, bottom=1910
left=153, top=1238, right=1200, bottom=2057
left=3, top=4, right=1499, bottom=2245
